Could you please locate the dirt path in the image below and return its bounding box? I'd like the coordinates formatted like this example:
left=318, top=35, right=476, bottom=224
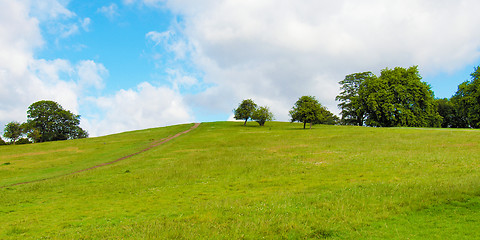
left=0, top=123, right=201, bottom=189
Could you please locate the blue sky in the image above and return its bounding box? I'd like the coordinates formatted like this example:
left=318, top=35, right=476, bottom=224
left=1, top=0, right=480, bottom=137
left=37, top=2, right=173, bottom=93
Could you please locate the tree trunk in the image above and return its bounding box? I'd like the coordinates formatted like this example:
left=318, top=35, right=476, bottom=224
left=310, top=122, right=312, bottom=129
left=303, top=122, right=306, bottom=129
left=244, top=119, right=248, bottom=126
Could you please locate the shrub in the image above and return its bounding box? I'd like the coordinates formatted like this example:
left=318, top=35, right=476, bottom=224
left=16, top=138, right=32, bottom=145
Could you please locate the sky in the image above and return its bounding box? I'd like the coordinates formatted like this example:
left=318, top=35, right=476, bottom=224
left=1, top=0, right=480, bottom=137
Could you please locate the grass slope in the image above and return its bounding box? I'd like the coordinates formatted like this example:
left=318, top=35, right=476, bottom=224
left=1, top=121, right=479, bottom=239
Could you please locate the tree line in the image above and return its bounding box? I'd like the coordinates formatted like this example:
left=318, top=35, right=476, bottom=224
left=1, top=100, right=88, bottom=145
left=235, top=65, right=480, bottom=129
left=336, top=65, right=480, bottom=128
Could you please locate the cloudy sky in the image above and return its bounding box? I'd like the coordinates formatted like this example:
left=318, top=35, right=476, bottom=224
left=1, top=0, right=480, bottom=137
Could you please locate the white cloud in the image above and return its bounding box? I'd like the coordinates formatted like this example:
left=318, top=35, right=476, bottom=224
left=81, top=17, right=91, bottom=32
left=28, top=0, right=75, bottom=20
left=165, top=69, right=198, bottom=90
left=146, top=30, right=189, bottom=60
left=156, top=0, right=480, bottom=120
left=97, top=3, right=119, bottom=20
left=76, top=60, right=108, bottom=91
left=59, top=23, right=79, bottom=38
left=83, top=82, right=194, bottom=137
left=0, top=0, right=109, bottom=135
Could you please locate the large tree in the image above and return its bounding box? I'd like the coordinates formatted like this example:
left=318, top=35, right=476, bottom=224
left=234, top=99, right=258, bottom=126
left=290, top=96, right=329, bottom=129
left=336, top=72, right=375, bottom=126
left=26, top=100, right=88, bottom=142
left=451, top=66, right=480, bottom=128
left=3, top=121, right=23, bottom=144
left=361, top=66, right=442, bottom=127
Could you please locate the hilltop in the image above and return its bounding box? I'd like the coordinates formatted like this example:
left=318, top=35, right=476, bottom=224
left=1, top=122, right=480, bottom=239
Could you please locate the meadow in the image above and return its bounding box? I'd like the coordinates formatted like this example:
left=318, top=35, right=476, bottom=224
left=1, top=121, right=479, bottom=239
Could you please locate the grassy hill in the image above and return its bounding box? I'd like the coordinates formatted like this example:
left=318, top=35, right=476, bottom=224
left=1, top=121, right=480, bottom=239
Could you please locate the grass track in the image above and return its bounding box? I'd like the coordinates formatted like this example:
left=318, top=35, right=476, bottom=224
left=1, top=121, right=480, bottom=239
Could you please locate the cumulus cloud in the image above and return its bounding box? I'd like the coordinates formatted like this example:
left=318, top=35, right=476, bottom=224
left=0, top=0, right=109, bottom=134
left=76, top=60, right=108, bottom=91
left=0, top=0, right=51, bottom=124
left=155, top=0, right=480, bottom=120
left=83, top=82, right=194, bottom=137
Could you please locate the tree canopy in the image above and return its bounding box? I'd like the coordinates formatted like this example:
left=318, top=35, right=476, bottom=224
left=252, top=106, right=274, bottom=126
left=451, top=66, right=480, bottom=128
left=3, top=121, right=23, bottom=144
left=234, top=99, right=258, bottom=126
left=290, top=96, right=332, bottom=129
left=26, top=100, right=88, bottom=142
left=337, top=66, right=442, bottom=128
left=336, top=72, right=375, bottom=126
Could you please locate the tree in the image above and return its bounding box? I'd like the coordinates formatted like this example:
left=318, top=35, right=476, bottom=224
left=252, top=106, right=274, bottom=126
left=336, top=72, right=375, bottom=126
left=26, top=100, right=88, bottom=142
left=316, top=108, right=340, bottom=125
left=290, top=96, right=329, bottom=129
left=22, top=122, right=42, bottom=143
left=0, top=136, right=6, bottom=146
left=234, top=99, right=257, bottom=126
left=436, top=98, right=465, bottom=128
left=361, top=66, right=442, bottom=127
left=3, top=121, right=23, bottom=144
left=451, top=66, right=480, bottom=128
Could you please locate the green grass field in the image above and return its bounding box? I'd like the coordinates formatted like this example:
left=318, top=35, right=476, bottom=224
left=1, top=121, right=480, bottom=239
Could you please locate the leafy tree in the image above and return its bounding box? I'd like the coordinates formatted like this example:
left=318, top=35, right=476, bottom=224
left=336, top=72, right=375, bottom=126
left=436, top=98, right=465, bottom=128
left=26, top=100, right=88, bottom=142
left=451, top=66, right=480, bottom=128
left=234, top=99, right=257, bottom=126
left=290, top=96, right=329, bottom=129
left=317, top=109, right=340, bottom=125
left=361, top=66, right=442, bottom=127
left=22, top=122, right=42, bottom=143
left=3, top=121, right=23, bottom=144
left=252, top=106, right=274, bottom=126
left=0, top=136, right=6, bottom=146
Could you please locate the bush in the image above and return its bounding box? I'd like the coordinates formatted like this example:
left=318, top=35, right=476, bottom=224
left=0, top=137, right=6, bottom=146
left=16, top=138, right=32, bottom=145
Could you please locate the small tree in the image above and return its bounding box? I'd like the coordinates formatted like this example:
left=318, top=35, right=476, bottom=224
left=252, top=106, right=274, bottom=126
left=234, top=99, right=257, bottom=126
left=290, top=96, right=326, bottom=129
left=0, top=136, right=6, bottom=146
left=3, top=121, right=23, bottom=144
